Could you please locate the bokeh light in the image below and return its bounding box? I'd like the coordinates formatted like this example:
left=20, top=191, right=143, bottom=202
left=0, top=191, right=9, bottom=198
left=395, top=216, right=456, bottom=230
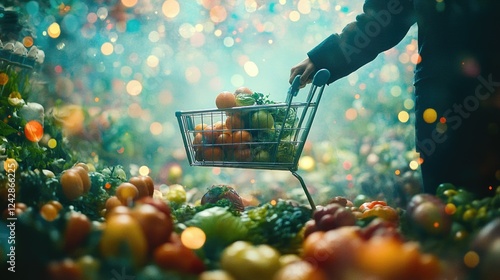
left=121, top=0, right=138, bottom=8
left=423, top=108, right=437, bottom=124
left=48, top=138, right=58, bottom=149
left=185, top=67, right=201, bottom=83
left=289, top=10, right=301, bottom=21
left=210, top=6, right=227, bottom=23
left=0, top=73, right=8, bottom=85
left=398, top=111, right=410, bottom=123
left=150, top=122, right=163, bottom=135
left=345, top=108, right=357, bottom=121
left=181, top=227, right=206, bottom=250
left=298, top=0, right=312, bottom=14
left=139, top=165, right=150, bottom=176
left=147, top=55, right=160, bottom=68
left=243, top=61, right=259, bottom=77
left=409, top=160, right=419, bottom=170
left=101, top=42, right=114, bottom=55
left=4, top=158, right=19, bottom=172
left=126, top=80, right=143, bottom=96
left=404, top=99, right=415, bottom=110
left=299, top=155, right=315, bottom=171
left=463, top=251, right=480, bottom=268
left=162, top=0, right=180, bottom=18
left=47, top=22, right=61, bottom=38
left=23, top=36, right=34, bottom=47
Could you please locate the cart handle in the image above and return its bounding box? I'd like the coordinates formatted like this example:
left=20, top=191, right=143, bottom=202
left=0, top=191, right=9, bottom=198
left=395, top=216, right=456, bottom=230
left=287, top=68, right=330, bottom=99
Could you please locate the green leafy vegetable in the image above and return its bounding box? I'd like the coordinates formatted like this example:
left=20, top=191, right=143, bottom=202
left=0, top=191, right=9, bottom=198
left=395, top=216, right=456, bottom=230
left=276, top=142, right=297, bottom=163
left=235, top=93, right=256, bottom=107
left=242, top=200, right=312, bottom=254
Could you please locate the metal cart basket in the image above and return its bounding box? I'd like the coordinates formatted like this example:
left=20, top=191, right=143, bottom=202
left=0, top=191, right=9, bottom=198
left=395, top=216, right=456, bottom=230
left=175, top=69, right=330, bottom=209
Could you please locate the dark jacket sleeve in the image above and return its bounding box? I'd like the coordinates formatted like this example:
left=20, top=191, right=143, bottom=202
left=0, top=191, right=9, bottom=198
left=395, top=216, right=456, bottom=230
left=308, top=0, right=416, bottom=84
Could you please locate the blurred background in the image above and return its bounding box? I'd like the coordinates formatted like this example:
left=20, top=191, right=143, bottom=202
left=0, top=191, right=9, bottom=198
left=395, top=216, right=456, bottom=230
left=3, top=0, right=421, bottom=206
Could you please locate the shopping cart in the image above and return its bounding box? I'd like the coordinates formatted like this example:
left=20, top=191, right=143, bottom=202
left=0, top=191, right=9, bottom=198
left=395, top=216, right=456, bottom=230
left=176, top=69, right=330, bottom=209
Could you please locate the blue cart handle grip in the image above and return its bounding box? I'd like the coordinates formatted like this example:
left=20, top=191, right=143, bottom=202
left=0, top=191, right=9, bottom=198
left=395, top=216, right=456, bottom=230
left=312, top=69, right=330, bottom=86
left=288, top=75, right=302, bottom=97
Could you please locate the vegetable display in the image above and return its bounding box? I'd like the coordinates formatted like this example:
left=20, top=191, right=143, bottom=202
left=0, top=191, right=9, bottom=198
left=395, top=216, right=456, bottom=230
left=242, top=200, right=312, bottom=254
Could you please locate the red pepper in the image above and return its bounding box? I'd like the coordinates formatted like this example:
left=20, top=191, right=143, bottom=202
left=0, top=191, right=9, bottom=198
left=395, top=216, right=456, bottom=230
left=360, top=206, right=399, bottom=223
left=359, top=201, right=387, bottom=212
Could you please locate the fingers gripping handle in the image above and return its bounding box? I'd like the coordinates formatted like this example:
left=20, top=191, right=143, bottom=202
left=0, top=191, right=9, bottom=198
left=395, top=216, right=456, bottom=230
left=287, top=69, right=330, bottom=99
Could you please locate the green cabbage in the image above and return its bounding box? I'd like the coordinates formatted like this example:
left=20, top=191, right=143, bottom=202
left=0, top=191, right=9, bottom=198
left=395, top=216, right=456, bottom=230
left=185, top=206, right=248, bottom=262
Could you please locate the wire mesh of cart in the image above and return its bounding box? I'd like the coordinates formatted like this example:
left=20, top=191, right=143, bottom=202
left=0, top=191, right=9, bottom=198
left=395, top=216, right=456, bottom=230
left=175, top=69, right=330, bottom=209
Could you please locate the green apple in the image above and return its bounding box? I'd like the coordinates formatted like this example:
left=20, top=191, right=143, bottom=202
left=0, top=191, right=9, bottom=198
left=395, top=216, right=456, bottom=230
left=250, top=110, right=274, bottom=129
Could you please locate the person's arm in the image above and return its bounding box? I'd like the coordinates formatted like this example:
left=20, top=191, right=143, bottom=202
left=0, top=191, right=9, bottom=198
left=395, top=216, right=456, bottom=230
left=291, top=0, right=416, bottom=86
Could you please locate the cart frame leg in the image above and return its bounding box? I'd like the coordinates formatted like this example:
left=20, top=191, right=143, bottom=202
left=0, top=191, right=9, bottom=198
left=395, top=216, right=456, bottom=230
left=291, top=171, right=316, bottom=209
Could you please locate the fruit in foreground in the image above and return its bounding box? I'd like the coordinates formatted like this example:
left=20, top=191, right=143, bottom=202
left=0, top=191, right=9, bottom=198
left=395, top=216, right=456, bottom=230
left=60, top=169, right=84, bottom=201
left=220, top=241, right=281, bottom=280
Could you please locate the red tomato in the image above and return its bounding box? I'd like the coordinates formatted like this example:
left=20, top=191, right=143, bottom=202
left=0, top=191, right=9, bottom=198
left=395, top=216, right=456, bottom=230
left=302, top=226, right=362, bottom=274
left=234, top=86, right=253, bottom=95
left=201, top=125, right=218, bottom=144
left=129, top=176, right=149, bottom=198
left=274, top=260, right=328, bottom=280
left=63, top=211, right=92, bottom=254
left=47, top=200, right=63, bottom=212
left=233, top=148, right=252, bottom=162
left=131, top=204, right=173, bottom=252
left=106, top=205, right=131, bottom=218
left=154, top=233, right=205, bottom=274
left=216, top=91, right=237, bottom=109
left=46, top=258, right=82, bottom=280
left=141, top=176, right=155, bottom=197
left=232, top=130, right=252, bottom=144
left=73, top=162, right=89, bottom=172
left=201, top=147, right=224, bottom=161
left=40, top=203, right=59, bottom=221
left=100, top=214, right=148, bottom=267
left=60, top=169, right=84, bottom=201
left=225, top=115, right=245, bottom=130
left=215, top=132, right=234, bottom=150
left=356, top=237, right=424, bottom=279
left=135, top=196, right=172, bottom=219
left=115, top=182, right=139, bottom=205
left=72, top=166, right=91, bottom=193
left=105, top=196, right=123, bottom=212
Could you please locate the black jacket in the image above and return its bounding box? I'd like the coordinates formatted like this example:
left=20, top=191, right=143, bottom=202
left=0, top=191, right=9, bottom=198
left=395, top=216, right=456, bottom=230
left=307, top=0, right=500, bottom=85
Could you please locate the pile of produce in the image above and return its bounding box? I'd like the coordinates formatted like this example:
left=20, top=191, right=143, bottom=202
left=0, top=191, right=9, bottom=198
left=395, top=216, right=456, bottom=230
left=191, top=87, right=301, bottom=163
left=3, top=173, right=500, bottom=280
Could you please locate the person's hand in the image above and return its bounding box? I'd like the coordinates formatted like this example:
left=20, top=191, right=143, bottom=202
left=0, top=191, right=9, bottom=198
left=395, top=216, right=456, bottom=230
left=289, top=57, right=316, bottom=88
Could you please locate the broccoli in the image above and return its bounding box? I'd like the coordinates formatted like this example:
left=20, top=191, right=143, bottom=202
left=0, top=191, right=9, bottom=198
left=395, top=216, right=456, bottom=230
left=241, top=200, right=312, bottom=254
left=276, top=142, right=297, bottom=163
left=273, top=107, right=297, bottom=124
left=172, top=198, right=241, bottom=224
left=252, top=92, right=274, bottom=105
